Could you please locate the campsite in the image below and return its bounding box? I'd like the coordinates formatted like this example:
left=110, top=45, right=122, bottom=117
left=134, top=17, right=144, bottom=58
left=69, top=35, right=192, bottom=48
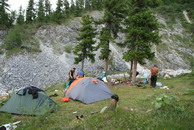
left=0, top=0, right=194, bottom=129
left=0, top=72, right=194, bottom=129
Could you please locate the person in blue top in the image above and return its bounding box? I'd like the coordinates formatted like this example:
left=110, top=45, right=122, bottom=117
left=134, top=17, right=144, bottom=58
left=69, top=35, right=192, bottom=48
left=77, top=71, right=85, bottom=78
left=101, top=71, right=108, bottom=82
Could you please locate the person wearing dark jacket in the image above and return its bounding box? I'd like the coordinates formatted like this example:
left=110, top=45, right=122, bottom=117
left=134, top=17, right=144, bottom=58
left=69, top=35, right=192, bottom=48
left=68, top=68, right=76, bottom=84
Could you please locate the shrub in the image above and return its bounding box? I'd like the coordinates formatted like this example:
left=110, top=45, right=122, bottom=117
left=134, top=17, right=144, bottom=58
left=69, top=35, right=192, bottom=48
left=4, top=25, right=22, bottom=50
left=152, top=94, right=176, bottom=110
left=64, top=44, right=73, bottom=53
left=4, top=24, right=40, bottom=55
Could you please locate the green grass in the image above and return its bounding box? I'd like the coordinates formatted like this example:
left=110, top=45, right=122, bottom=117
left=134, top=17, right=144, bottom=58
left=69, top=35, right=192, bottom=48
left=0, top=72, right=194, bottom=129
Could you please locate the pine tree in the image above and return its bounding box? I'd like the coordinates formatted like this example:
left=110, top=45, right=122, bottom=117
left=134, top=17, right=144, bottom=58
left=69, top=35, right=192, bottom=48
left=91, top=0, right=103, bottom=10
left=45, top=0, right=51, bottom=23
left=85, top=0, right=91, bottom=10
left=146, top=0, right=163, bottom=8
left=45, top=0, right=51, bottom=15
left=0, top=0, right=10, bottom=27
left=98, top=27, right=111, bottom=72
left=37, top=0, right=45, bottom=22
left=103, top=0, right=125, bottom=38
left=64, top=0, right=70, bottom=17
left=8, top=11, right=16, bottom=27
left=73, top=15, right=96, bottom=71
left=122, top=0, right=160, bottom=83
left=75, top=0, right=84, bottom=16
left=17, top=6, right=25, bottom=25
left=98, top=0, right=125, bottom=73
left=96, top=0, right=103, bottom=10
left=26, top=0, right=36, bottom=23
left=91, top=0, right=95, bottom=10
left=55, top=0, right=63, bottom=24
left=70, top=0, right=76, bottom=15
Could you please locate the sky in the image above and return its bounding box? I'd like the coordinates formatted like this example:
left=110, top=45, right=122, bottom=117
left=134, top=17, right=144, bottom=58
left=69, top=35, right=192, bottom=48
left=7, top=0, right=59, bottom=12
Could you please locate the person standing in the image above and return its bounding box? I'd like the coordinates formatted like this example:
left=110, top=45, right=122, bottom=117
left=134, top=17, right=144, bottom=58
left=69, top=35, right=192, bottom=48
left=68, top=68, right=76, bottom=84
left=150, top=65, right=159, bottom=88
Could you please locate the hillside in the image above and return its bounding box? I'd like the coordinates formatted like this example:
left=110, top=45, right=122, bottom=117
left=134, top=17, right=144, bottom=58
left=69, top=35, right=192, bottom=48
left=0, top=9, right=193, bottom=95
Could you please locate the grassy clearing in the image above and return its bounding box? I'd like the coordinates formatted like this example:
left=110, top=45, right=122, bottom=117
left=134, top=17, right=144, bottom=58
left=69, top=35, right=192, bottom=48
left=0, top=72, right=194, bottom=129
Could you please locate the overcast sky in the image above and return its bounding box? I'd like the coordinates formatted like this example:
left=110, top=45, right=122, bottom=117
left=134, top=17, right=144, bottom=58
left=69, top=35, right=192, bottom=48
left=7, top=0, right=59, bottom=12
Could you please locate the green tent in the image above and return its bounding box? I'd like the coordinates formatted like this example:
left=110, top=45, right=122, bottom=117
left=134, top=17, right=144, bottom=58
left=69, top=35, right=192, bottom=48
left=0, top=88, right=58, bottom=115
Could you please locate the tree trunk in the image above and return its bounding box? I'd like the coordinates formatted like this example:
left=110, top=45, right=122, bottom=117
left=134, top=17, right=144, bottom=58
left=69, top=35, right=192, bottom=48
left=131, top=44, right=138, bottom=83
left=81, top=58, right=84, bottom=72
left=131, top=60, right=137, bottom=83
left=104, top=57, right=109, bottom=74
left=130, top=60, right=133, bottom=80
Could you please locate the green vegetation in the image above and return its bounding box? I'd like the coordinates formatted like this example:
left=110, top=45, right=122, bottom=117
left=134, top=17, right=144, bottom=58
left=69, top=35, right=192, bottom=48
left=189, top=56, right=194, bottom=71
left=152, top=0, right=194, bottom=70
left=64, top=44, right=73, bottom=53
left=154, top=0, right=194, bottom=32
left=97, top=0, right=125, bottom=74
left=0, top=0, right=14, bottom=28
left=17, top=6, right=25, bottom=25
left=98, top=27, right=111, bottom=72
left=184, top=89, right=194, bottom=96
left=0, top=1, right=193, bottom=128
left=26, top=0, right=36, bottom=23
left=54, top=0, right=64, bottom=24
left=0, top=0, right=193, bottom=67
left=122, top=0, right=160, bottom=83
left=0, top=0, right=104, bottom=54
left=73, top=15, right=96, bottom=71
left=3, top=24, right=41, bottom=56
left=4, top=25, right=22, bottom=50
left=37, top=0, right=45, bottom=23
left=0, top=72, right=193, bottom=129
